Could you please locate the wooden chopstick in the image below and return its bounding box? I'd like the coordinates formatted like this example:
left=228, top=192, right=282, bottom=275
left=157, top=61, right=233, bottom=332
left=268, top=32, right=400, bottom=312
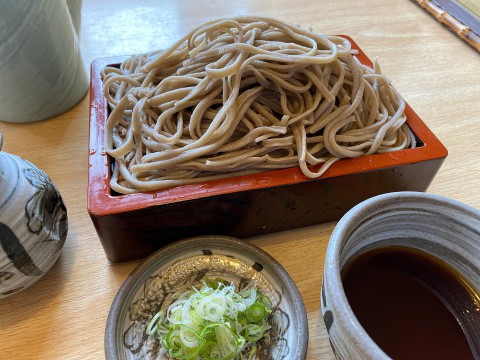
left=413, top=0, right=480, bottom=52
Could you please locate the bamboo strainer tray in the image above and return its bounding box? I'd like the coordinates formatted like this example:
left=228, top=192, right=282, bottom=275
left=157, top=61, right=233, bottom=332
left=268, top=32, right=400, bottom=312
left=413, top=0, right=480, bottom=52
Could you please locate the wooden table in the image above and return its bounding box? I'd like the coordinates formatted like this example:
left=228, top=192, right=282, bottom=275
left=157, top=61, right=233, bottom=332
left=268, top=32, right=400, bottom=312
left=1, top=0, right=479, bottom=359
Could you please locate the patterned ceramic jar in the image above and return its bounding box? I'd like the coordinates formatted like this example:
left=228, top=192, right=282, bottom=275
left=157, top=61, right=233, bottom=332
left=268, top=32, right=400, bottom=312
left=321, top=191, right=480, bottom=359
left=0, top=130, right=68, bottom=298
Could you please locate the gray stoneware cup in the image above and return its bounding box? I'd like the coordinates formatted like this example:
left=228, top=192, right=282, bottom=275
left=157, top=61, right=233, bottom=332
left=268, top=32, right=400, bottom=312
left=321, top=191, right=480, bottom=359
left=0, top=0, right=87, bottom=122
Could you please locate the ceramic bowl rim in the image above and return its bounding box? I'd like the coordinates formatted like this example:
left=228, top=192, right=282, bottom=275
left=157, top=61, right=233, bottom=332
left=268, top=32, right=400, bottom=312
left=105, top=235, right=309, bottom=360
left=323, top=191, right=480, bottom=359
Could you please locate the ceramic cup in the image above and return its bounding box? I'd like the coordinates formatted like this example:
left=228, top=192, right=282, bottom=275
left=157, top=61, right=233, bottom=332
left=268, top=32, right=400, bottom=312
left=0, top=0, right=87, bottom=122
left=321, top=191, right=480, bottom=359
left=0, top=130, right=68, bottom=298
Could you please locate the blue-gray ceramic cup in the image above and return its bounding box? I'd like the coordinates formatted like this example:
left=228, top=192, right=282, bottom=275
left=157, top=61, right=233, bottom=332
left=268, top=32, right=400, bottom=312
left=0, top=0, right=87, bottom=122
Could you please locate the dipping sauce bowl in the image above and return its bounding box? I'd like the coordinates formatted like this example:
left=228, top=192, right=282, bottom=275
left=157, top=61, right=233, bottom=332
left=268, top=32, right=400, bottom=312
left=321, top=191, right=480, bottom=360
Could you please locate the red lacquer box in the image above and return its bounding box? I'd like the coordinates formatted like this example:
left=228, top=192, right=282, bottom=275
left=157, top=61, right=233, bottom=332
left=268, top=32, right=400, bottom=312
left=87, top=37, right=448, bottom=262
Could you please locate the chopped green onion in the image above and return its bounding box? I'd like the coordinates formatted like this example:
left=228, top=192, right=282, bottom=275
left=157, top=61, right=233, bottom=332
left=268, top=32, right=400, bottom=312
left=245, top=304, right=266, bottom=323
left=146, top=310, right=164, bottom=336
left=146, top=281, right=273, bottom=359
left=257, top=294, right=273, bottom=310
left=242, top=324, right=264, bottom=342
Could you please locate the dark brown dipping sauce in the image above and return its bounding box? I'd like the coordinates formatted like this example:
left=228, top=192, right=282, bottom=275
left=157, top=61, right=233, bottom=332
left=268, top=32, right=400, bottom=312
left=342, top=246, right=480, bottom=360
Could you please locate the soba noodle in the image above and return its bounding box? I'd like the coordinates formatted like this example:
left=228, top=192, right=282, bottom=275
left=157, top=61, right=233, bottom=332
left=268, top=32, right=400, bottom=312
left=102, top=16, right=416, bottom=194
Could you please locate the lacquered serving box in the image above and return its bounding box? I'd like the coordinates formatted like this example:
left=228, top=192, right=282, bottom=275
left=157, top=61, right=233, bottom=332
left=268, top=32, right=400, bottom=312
left=87, top=36, right=448, bottom=262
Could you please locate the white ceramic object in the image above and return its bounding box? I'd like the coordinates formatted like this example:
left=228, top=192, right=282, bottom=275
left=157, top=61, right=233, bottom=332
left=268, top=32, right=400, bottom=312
left=0, top=0, right=88, bottom=122
left=66, top=0, right=83, bottom=37
left=321, top=191, right=480, bottom=359
left=0, top=130, right=68, bottom=298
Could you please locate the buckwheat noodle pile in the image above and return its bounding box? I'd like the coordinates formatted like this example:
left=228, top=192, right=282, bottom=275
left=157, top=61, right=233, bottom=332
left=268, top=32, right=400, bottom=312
left=103, top=16, right=416, bottom=194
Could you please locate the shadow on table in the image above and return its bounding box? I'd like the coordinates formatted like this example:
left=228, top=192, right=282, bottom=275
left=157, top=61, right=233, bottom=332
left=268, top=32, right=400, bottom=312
left=0, top=248, right=73, bottom=327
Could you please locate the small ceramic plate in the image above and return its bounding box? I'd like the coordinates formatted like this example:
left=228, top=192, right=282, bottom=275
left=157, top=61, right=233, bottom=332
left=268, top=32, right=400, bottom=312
left=105, top=235, right=308, bottom=359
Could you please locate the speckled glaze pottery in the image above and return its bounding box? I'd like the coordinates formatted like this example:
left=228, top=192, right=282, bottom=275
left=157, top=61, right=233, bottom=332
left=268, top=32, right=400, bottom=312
left=105, top=235, right=308, bottom=360
left=0, top=130, right=68, bottom=298
left=321, top=191, right=480, bottom=359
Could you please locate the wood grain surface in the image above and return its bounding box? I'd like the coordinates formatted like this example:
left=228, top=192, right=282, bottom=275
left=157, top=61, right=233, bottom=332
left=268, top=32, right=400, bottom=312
left=0, top=1, right=479, bottom=359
